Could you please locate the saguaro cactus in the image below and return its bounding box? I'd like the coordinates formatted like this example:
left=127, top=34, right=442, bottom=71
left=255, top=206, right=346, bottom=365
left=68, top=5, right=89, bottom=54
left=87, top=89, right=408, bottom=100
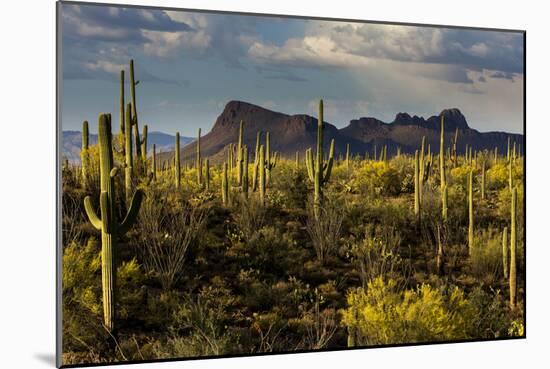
left=481, top=159, right=486, bottom=200
left=119, top=70, right=125, bottom=134
left=419, top=136, right=426, bottom=202
left=222, top=162, right=229, bottom=205
left=83, top=113, right=144, bottom=333
left=259, top=145, right=266, bottom=204
left=414, top=150, right=420, bottom=217
left=196, top=128, right=202, bottom=186
left=81, top=120, right=89, bottom=188
left=252, top=131, right=261, bottom=192
left=440, top=116, right=446, bottom=190
left=242, top=145, right=249, bottom=198
left=442, top=184, right=448, bottom=222
left=124, top=103, right=133, bottom=202
left=436, top=225, right=444, bottom=275
left=151, top=144, right=156, bottom=181
left=509, top=187, right=517, bottom=309
left=305, top=100, right=334, bottom=214
left=129, top=59, right=142, bottom=165
left=140, top=124, right=148, bottom=164
left=236, top=120, right=244, bottom=185
left=345, top=143, right=350, bottom=170
left=452, top=127, right=458, bottom=167
left=468, top=169, right=474, bottom=256
left=502, top=226, right=509, bottom=279
left=175, top=132, right=181, bottom=189
left=204, top=158, right=210, bottom=191
left=265, top=131, right=278, bottom=186
left=295, top=151, right=299, bottom=169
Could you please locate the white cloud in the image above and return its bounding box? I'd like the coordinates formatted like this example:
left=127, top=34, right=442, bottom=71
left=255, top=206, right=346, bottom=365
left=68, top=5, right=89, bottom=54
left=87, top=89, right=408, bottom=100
left=83, top=60, right=126, bottom=74
left=142, top=29, right=211, bottom=57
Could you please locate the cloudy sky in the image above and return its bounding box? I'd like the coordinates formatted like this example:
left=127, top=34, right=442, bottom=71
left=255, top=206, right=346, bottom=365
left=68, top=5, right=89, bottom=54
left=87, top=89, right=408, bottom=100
left=60, top=3, right=524, bottom=136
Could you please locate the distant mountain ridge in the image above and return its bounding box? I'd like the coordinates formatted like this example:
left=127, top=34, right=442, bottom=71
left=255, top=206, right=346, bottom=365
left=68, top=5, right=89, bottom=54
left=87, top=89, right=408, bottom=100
left=165, top=101, right=522, bottom=163
left=62, top=131, right=193, bottom=163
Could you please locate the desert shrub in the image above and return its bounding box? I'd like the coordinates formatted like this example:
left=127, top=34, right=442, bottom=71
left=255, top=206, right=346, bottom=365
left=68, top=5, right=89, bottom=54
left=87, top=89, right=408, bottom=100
left=347, top=225, right=405, bottom=288
left=295, top=289, right=338, bottom=350
left=341, top=278, right=476, bottom=346
left=469, top=227, right=504, bottom=282
left=354, top=161, right=402, bottom=196
left=137, top=192, right=207, bottom=290
left=154, top=282, right=237, bottom=358
left=306, top=199, right=345, bottom=265
left=467, top=287, right=513, bottom=338
left=232, top=195, right=266, bottom=240
left=269, top=161, right=309, bottom=209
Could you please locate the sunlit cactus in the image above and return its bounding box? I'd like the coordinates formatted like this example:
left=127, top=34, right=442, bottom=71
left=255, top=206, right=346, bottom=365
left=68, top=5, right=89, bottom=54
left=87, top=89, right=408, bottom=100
left=151, top=144, right=156, bottom=181
left=414, top=150, right=420, bottom=217
left=236, top=120, right=244, bottom=185
left=124, top=103, right=133, bottom=202
left=81, top=120, right=89, bottom=189
left=196, top=128, right=202, bottom=186
left=175, top=132, right=181, bottom=189
left=265, top=131, right=278, bottom=186
left=509, top=187, right=517, bottom=309
left=468, top=169, right=474, bottom=256
left=305, top=100, right=334, bottom=215
left=222, top=162, right=229, bottom=205
left=252, top=131, right=261, bottom=192
left=83, top=113, right=144, bottom=333
left=242, top=145, right=249, bottom=198
left=205, top=158, right=210, bottom=191
left=502, top=226, right=509, bottom=279
left=259, top=144, right=266, bottom=204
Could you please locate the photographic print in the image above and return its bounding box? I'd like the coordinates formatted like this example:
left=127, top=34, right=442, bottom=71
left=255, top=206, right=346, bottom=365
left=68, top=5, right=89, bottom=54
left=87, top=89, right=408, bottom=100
left=57, top=1, right=525, bottom=366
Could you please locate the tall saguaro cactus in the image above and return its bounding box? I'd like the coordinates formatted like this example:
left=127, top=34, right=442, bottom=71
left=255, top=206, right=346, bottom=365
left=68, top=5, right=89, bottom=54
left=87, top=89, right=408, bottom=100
left=222, top=162, right=229, bottom=205
left=259, top=144, right=266, bottom=204
left=265, top=131, right=278, bottom=186
left=236, top=120, right=244, bottom=185
left=204, top=159, right=210, bottom=191
left=442, top=184, right=448, bottom=222
left=440, top=116, right=446, bottom=191
left=83, top=113, right=144, bottom=333
left=414, top=150, right=420, bottom=217
left=468, top=169, right=474, bottom=256
left=452, top=127, right=458, bottom=167
left=196, top=128, right=202, bottom=186
left=502, top=226, right=509, bottom=279
left=119, top=70, right=125, bottom=134
left=124, top=103, right=133, bottom=203
left=345, top=143, right=350, bottom=170
left=129, top=60, right=142, bottom=166
left=305, top=100, right=334, bottom=214
left=252, top=131, right=261, bottom=192
left=242, top=145, right=249, bottom=198
left=140, top=125, right=148, bottom=164
left=481, top=159, right=486, bottom=200
left=509, top=187, right=517, bottom=309
left=151, top=144, right=156, bottom=181
left=81, top=120, right=89, bottom=189
left=175, top=132, right=181, bottom=189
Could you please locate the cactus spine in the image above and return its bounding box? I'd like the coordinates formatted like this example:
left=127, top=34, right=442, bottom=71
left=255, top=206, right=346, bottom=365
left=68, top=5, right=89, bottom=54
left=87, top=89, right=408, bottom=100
left=468, top=169, right=474, bottom=256
left=236, top=121, right=244, bottom=185
left=83, top=113, right=144, bottom=333
left=414, top=150, right=420, bottom=217
left=81, top=120, right=89, bottom=189
left=502, top=226, right=509, bottom=279
left=222, top=162, right=229, bottom=205
left=196, top=128, right=202, bottom=186
left=175, top=132, right=181, bottom=189
left=305, top=100, right=334, bottom=214
left=509, top=187, right=517, bottom=309
left=124, top=103, right=133, bottom=202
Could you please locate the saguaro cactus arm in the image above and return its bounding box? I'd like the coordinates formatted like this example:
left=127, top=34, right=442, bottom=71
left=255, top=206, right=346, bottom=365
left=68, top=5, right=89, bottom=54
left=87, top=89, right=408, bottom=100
left=84, top=197, right=102, bottom=231
left=119, top=189, right=145, bottom=235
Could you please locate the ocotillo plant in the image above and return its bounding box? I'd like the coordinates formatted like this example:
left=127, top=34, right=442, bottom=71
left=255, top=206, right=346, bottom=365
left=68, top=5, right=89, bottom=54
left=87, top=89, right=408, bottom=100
left=175, top=132, right=181, bottom=189
left=259, top=144, right=266, bottom=204
left=252, top=131, right=261, bottom=192
left=502, top=226, right=509, bottom=279
left=205, top=158, right=210, bottom=191
left=468, top=169, right=474, bottom=256
left=509, top=187, right=517, bottom=309
left=83, top=113, right=144, bottom=333
left=265, top=131, right=278, bottom=186
left=305, top=100, right=334, bottom=214
left=440, top=116, right=446, bottom=191
left=242, top=145, right=249, bottom=198
left=151, top=144, right=156, bottom=181
left=124, top=103, right=133, bottom=203
left=81, top=120, right=89, bottom=189
left=236, top=120, right=244, bottom=185
left=222, top=162, right=229, bottom=205
left=196, top=128, right=202, bottom=186
left=414, top=150, right=420, bottom=217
